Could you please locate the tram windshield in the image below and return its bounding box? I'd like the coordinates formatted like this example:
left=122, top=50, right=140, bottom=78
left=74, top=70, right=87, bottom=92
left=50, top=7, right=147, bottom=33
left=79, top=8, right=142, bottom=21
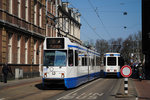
left=44, top=50, right=67, bottom=66
left=107, top=57, right=116, bottom=66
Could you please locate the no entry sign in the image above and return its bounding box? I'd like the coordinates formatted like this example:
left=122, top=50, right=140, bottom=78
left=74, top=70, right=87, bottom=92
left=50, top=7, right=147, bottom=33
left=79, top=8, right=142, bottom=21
left=120, top=65, right=132, bottom=77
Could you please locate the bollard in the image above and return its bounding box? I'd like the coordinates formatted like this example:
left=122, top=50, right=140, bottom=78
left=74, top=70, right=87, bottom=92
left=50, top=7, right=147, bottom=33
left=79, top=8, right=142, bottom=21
left=124, top=78, right=128, bottom=94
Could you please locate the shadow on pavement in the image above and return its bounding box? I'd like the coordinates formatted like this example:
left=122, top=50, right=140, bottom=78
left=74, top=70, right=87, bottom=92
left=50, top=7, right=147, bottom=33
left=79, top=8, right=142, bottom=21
left=138, top=96, right=150, bottom=100
left=35, top=83, right=66, bottom=90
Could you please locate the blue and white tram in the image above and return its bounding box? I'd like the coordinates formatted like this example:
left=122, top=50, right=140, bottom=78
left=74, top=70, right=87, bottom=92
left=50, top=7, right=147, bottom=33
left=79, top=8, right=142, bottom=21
left=103, top=53, right=124, bottom=78
left=42, top=37, right=101, bottom=89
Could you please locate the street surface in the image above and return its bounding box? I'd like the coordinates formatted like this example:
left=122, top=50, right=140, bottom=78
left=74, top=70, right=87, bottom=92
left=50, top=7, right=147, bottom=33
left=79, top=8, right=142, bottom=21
left=0, top=78, right=134, bottom=100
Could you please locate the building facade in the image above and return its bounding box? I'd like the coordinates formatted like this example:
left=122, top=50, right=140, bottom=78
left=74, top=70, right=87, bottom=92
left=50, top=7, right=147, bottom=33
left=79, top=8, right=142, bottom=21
left=46, top=0, right=57, bottom=37
left=57, top=1, right=82, bottom=44
left=0, top=0, right=81, bottom=80
left=0, top=0, right=46, bottom=79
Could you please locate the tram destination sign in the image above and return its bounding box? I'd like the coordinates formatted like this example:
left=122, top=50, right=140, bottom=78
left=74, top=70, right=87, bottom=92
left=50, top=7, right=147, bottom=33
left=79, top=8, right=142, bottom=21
left=46, top=38, right=64, bottom=49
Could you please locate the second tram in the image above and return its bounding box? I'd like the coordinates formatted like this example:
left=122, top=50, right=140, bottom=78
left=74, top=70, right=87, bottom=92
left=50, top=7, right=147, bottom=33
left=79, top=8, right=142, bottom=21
left=103, top=53, right=124, bottom=78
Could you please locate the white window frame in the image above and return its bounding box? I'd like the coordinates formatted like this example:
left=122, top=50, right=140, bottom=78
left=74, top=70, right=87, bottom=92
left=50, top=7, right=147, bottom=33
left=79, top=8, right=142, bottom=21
left=34, top=2, right=37, bottom=25
left=9, top=0, right=13, bottom=14
left=17, top=35, right=21, bottom=64
left=18, top=0, right=21, bottom=18
left=25, top=0, right=28, bottom=21
left=8, top=33, right=12, bottom=63
left=25, top=38, right=28, bottom=64
left=39, top=6, right=42, bottom=27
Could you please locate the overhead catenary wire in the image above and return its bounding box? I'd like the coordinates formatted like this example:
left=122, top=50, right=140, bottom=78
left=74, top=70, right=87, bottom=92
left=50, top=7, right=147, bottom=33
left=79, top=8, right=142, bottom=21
left=81, top=16, right=103, bottom=39
left=65, top=0, right=104, bottom=40
left=88, top=0, right=113, bottom=39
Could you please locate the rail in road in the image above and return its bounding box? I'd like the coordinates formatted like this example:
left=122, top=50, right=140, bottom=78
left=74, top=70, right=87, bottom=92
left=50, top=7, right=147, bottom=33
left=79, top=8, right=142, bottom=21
left=0, top=78, right=136, bottom=100
left=50, top=78, right=122, bottom=100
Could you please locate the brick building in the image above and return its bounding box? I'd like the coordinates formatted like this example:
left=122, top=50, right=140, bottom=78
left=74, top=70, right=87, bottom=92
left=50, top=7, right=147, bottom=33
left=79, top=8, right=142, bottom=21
left=0, top=0, right=47, bottom=79
left=0, top=0, right=81, bottom=80
left=46, top=0, right=57, bottom=37
left=57, top=2, right=82, bottom=44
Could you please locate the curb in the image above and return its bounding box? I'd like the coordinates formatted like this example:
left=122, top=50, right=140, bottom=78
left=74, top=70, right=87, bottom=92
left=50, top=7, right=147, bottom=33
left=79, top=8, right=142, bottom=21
left=0, top=77, right=42, bottom=90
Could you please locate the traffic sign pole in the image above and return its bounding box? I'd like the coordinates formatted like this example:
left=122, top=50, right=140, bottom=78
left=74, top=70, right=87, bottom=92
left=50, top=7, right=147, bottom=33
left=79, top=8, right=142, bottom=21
left=124, top=78, right=128, bottom=94
left=120, top=65, right=132, bottom=95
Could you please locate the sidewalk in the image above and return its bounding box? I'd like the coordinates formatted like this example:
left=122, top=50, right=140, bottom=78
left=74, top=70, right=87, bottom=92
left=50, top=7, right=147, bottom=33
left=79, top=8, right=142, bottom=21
left=0, top=77, right=42, bottom=90
left=134, top=79, right=150, bottom=100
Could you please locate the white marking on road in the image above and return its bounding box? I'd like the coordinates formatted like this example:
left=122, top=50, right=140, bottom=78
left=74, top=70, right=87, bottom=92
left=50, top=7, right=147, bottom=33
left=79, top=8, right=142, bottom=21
left=58, top=93, right=77, bottom=99
left=87, top=93, right=104, bottom=99
left=57, top=78, right=103, bottom=100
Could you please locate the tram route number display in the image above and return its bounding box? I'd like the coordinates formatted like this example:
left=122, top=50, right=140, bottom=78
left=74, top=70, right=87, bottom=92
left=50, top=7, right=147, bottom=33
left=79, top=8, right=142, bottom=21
left=46, top=38, right=64, bottom=49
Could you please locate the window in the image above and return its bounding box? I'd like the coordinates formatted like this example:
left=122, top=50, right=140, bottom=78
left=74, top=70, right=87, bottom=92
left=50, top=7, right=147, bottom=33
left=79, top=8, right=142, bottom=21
left=107, top=57, right=116, bottom=66
left=18, top=0, right=21, bottom=18
left=9, top=0, right=12, bottom=14
left=8, top=33, right=12, bottom=63
left=25, top=0, right=28, bottom=21
left=68, top=50, right=73, bottom=66
left=34, top=40, right=37, bottom=64
left=82, top=56, right=87, bottom=66
left=75, top=50, right=78, bottom=66
left=51, top=2, right=53, bottom=14
left=17, top=35, right=21, bottom=64
left=43, top=50, right=67, bottom=66
left=39, top=5, right=42, bottom=27
left=34, top=0, right=37, bottom=25
left=82, top=57, right=85, bottom=66
left=96, top=57, right=100, bottom=66
left=63, top=18, right=66, bottom=31
left=25, top=38, right=28, bottom=64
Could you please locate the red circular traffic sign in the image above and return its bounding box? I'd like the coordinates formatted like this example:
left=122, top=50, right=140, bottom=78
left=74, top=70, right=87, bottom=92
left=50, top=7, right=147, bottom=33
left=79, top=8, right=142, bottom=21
left=120, top=65, right=132, bottom=77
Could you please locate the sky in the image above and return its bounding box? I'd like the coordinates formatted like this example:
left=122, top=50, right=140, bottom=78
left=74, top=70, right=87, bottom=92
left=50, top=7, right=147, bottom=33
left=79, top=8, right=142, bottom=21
left=62, top=0, right=141, bottom=42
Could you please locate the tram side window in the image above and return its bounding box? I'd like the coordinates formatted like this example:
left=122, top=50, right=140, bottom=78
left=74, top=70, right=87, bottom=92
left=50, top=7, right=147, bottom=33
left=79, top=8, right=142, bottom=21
left=96, top=57, right=100, bottom=66
left=75, top=50, right=78, bottom=66
left=82, top=56, right=87, bottom=66
left=82, top=57, right=85, bottom=66
left=68, top=50, right=74, bottom=66
left=85, top=57, right=87, bottom=66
